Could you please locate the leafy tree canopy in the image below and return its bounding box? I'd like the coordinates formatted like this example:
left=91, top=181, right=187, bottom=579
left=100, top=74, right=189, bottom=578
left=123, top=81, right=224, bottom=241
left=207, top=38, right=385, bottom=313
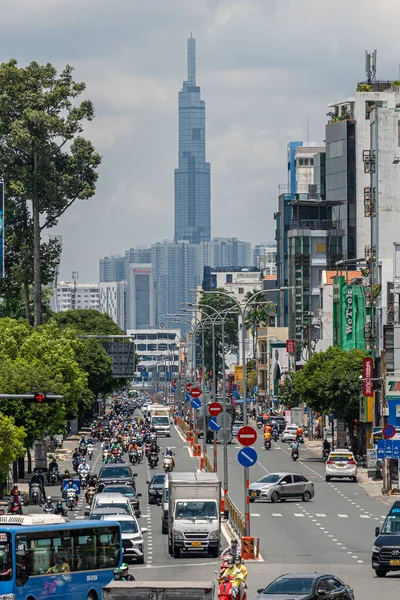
left=0, top=414, right=26, bottom=484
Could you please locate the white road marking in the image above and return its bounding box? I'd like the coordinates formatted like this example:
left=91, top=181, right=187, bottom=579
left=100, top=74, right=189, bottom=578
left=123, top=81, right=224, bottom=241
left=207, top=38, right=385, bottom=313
left=272, top=513, right=282, bottom=517
left=316, top=513, right=326, bottom=517
left=360, top=515, right=370, bottom=518
left=294, top=513, right=304, bottom=517
left=337, top=514, right=348, bottom=518
left=251, top=513, right=260, bottom=517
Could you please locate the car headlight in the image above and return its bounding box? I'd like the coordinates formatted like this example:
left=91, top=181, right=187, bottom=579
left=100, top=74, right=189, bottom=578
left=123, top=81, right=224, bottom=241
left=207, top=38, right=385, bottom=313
left=173, top=530, right=184, bottom=539
left=132, top=537, right=143, bottom=546
left=209, top=531, right=219, bottom=539
left=372, top=545, right=381, bottom=553
left=149, top=488, right=156, bottom=494
left=261, top=486, right=271, bottom=492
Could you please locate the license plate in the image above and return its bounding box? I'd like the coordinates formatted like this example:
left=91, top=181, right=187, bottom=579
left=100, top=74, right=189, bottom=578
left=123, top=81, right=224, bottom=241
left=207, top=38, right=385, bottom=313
left=337, top=464, right=345, bottom=467
left=191, top=541, right=202, bottom=547
left=390, top=559, right=400, bottom=566
left=251, top=491, right=257, bottom=497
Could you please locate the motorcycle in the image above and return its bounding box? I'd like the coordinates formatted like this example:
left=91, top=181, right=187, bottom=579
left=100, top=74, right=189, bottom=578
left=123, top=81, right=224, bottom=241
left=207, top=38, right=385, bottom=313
left=163, top=456, right=174, bottom=472
left=297, top=435, right=304, bottom=444
left=43, top=503, right=55, bottom=514
left=322, top=448, right=330, bottom=462
left=291, top=448, right=299, bottom=461
left=79, top=445, right=87, bottom=457
left=272, top=431, right=278, bottom=442
left=264, top=439, right=271, bottom=451
left=30, top=482, right=41, bottom=505
left=149, top=452, right=158, bottom=469
left=85, top=486, right=96, bottom=506
left=66, top=488, right=77, bottom=510
left=256, top=418, right=263, bottom=429
left=8, top=501, right=23, bottom=515
left=49, top=467, right=59, bottom=486
left=72, top=458, right=80, bottom=473
left=129, top=449, right=138, bottom=465
left=136, top=447, right=143, bottom=463
left=217, top=575, right=246, bottom=600
left=87, top=446, right=93, bottom=460
left=79, top=471, right=89, bottom=489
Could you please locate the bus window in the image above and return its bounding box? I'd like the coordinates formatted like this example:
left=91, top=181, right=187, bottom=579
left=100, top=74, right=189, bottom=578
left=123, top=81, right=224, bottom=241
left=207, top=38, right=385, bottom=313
left=94, top=527, right=120, bottom=569
left=0, top=533, right=12, bottom=581
left=16, top=531, right=73, bottom=576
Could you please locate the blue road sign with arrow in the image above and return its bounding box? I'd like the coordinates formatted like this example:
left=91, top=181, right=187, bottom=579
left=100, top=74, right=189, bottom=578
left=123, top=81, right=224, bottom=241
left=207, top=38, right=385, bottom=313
left=238, top=447, right=258, bottom=467
left=191, top=398, right=202, bottom=410
left=186, top=392, right=191, bottom=401
left=209, top=417, right=220, bottom=431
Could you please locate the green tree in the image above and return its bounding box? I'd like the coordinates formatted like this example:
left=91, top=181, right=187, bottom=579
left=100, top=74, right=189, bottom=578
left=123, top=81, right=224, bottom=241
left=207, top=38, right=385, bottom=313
left=48, top=309, right=129, bottom=395
left=277, top=372, right=301, bottom=407
left=199, top=290, right=239, bottom=380
left=244, top=290, right=276, bottom=358
left=0, top=414, right=26, bottom=495
left=0, top=60, right=101, bottom=327
left=246, top=370, right=257, bottom=394
left=294, top=346, right=365, bottom=421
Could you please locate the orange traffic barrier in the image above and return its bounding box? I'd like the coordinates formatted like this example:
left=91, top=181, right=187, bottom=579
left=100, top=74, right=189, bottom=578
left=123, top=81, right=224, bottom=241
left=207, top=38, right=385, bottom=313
left=241, top=536, right=255, bottom=560
left=199, top=455, right=205, bottom=470
left=193, top=444, right=201, bottom=457
left=220, top=496, right=225, bottom=515
left=186, top=431, right=192, bottom=442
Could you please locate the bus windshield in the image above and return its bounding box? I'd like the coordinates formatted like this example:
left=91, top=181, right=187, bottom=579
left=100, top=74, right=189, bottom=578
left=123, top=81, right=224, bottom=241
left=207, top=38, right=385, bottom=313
left=0, top=533, right=12, bottom=581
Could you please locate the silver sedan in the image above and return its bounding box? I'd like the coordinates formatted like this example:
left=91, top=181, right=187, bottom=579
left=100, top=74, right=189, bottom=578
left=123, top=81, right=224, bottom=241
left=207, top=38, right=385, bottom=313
left=249, top=472, right=315, bottom=503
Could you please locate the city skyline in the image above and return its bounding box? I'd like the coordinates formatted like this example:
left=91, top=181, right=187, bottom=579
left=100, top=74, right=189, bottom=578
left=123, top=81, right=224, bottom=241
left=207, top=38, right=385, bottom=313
left=174, top=35, right=211, bottom=244
left=5, top=1, right=397, bottom=280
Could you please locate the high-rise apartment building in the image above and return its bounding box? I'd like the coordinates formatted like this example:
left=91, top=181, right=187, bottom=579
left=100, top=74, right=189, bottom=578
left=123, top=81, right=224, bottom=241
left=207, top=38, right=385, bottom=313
left=57, top=282, right=100, bottom=311
left=99, top=281, right=126, bottom=331
left=174, top=35, right=211, bottom=244
left=253, top=244, right=277, bottom=274
left=99, top=255, right=125, bottom=283
left=126, top=264, right=156, bottom=330
left=201, top=237, right=251, bottom=269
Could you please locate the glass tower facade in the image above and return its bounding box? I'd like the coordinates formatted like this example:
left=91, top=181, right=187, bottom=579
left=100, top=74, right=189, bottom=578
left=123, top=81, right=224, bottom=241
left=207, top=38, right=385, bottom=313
left=174, top=35, right=211, bottom=244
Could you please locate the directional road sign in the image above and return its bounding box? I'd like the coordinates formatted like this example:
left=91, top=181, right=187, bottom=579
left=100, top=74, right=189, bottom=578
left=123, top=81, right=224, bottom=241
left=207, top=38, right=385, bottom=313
left=377, top=438, right=400, bottom=459
left=186, top=383, right=193, bottom=392
left=237, top=425, right=257, bottom=447
left=191, top=397, right=202, bottom=410
left=208, top=417, right=220, bottom=431
left=238, top=447, right=258, bottom=467
left=185, top=392, right=191, bottom=401
left=383, top=424, right=396, bottom=439
left=190, top=386, right=201, bottom=398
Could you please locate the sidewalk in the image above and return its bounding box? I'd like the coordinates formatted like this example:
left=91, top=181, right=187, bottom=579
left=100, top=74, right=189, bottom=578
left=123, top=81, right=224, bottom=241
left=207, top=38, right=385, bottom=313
left=304, top=440, right=396, bottom=507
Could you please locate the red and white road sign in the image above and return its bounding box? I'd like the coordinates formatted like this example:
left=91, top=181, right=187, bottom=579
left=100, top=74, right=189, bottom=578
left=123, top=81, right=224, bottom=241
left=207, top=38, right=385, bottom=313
left=286, top=339, right=296, bottom=353
left=186, top=383, right=193, bottom=392
left=208, top=402, right=222, bottom=416
left=190, top=386, right=201, bottom=398
left=237, top=425, right=257, bottom=447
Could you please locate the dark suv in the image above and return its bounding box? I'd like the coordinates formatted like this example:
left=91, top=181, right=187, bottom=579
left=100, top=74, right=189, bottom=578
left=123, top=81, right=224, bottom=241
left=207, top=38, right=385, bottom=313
left=98, top=465, right=137, bottom=491
left=147, top=473, right=166, bottom=504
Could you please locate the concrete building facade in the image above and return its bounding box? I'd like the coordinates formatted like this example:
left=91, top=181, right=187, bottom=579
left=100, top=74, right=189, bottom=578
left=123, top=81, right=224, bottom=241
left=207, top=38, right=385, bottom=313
left=125, top=264, right=156, bottom=330
left=99, top=281, right=126, bottom=331
left=57, top=282, right=100, bottom=311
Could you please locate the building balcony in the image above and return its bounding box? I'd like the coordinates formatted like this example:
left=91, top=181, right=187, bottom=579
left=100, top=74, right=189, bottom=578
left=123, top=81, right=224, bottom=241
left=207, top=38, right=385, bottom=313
left=289, top=219, right=341, bottom=231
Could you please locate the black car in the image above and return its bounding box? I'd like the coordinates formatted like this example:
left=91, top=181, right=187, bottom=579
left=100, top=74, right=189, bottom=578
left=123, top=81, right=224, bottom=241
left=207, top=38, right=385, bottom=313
left=372, top=500, right=400, bottom=576
left=101, top=484, right=142, bottom=517
left=98, top=465, right=137, bottom=491
left=270, top=416, right=286, bottom=434
left=254, top=573, right=354, bottom=599
left=146, top=473, right=166, bottom=504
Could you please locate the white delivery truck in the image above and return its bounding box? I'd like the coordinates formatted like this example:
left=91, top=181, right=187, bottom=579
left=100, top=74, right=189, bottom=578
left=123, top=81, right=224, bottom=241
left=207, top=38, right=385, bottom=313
left=168, top=472, right=221, bottom=559
left=103, top=581, right=215, bottom=600
left=148, top=404, right=171, bottom=437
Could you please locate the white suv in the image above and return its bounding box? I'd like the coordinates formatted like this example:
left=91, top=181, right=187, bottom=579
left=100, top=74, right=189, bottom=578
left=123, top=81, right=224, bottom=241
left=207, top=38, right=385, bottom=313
left=325, top=450, right=357, bottom=482
left=90, top=492, right=135, bottom=518
left=102, top=514, right=147, bottom=564
left=281, top=425, right=298, bottom=443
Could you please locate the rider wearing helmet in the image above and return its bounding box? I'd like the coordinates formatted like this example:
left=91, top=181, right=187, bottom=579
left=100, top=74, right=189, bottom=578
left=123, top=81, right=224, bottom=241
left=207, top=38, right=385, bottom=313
left=113, top=568, right=125, bottom=581
left=221, top=538, right=241, bottom=558
left=120, top=563, right=135, bottom=581
left=221, top=557, right=243, bottom=599
left=44, top=496, right=54, bottom=511
left=234, top=555, right=248, bottom=600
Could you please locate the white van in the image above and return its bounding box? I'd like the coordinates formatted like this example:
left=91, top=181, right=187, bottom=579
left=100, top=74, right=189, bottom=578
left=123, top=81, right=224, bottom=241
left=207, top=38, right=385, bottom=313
left=89, top=492, right=135, bottom=518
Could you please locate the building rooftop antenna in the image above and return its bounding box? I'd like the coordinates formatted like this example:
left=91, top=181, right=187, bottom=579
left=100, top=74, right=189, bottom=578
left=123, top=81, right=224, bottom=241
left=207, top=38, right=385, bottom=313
left=365, top=49, right=377, bottom=84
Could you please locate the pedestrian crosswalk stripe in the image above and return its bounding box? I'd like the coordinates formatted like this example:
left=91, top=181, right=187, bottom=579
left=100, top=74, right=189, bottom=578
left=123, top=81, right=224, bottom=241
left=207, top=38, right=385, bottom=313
left=294, top=513, right=304, bottom=517
left=316, top=513, right=326, bottom=517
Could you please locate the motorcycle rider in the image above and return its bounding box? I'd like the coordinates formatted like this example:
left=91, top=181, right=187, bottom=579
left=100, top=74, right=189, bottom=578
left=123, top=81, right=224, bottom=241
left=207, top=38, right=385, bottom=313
left=221, top=557, right=243, bottom=599
left=234, top=555, right=248, bottom=600
left=47, top=457, right=59, bottom=482
left=263, top=429, right=272, bottom=446
left=78, top=458, right=90, bottom=477
left=221, top=538, right=241, bottom=558
left=290, top=439, right=300, bottom=458
left=164, top=447, right=175, bottom=468
left=296, top=425, right=304, bottom=442
left=120, top=563, right=135, bottom=581
left=54, top=500, right=68, bottom=517
left=87, top=441, right=94, bottom=459
left=8, top=487, right=23, bottom=513
left=43, top=496, right=54, bottom=512
left=29, top=472, right=45, bottom=504
left=323, top=438, right=331, bottom=452
left=65, top=479, right=79, bottom=503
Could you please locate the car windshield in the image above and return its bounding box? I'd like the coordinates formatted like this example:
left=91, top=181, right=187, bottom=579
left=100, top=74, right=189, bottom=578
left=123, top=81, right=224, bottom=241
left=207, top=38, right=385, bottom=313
left=175, top=501, right=218, bottom=520
left=0, top=534, right=12, bottom=581
left=119, top=520, right=139, bottom=534
left=96, top=503, right=129, bottom=513
left=99, top=467, right=131, bottom=478
left=258, top=474, right=280, bottom=484
left=287, top=427, right=297, bottom=431
left=103, top=486, right=135, bottom=497
left=263, top=576, right=315, bottom=595
left=152, top=416, right=169, bottom=425
left=152, top=475, right=165, bottom=486
left=381, top=514, right=400, bottom=534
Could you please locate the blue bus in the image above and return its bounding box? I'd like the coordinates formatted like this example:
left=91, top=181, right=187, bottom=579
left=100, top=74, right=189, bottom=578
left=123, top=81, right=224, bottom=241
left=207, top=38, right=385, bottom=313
left=0, top=514, right=121, bottom=600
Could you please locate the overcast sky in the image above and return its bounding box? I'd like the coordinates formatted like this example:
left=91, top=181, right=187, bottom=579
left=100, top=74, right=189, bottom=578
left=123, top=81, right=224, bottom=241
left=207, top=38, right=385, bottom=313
left=2, top=0, right=400, bottom=280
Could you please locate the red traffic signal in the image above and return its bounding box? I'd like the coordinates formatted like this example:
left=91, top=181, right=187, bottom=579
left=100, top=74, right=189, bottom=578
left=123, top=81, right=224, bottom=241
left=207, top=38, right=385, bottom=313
left=34, top=392, right=46, bottom=403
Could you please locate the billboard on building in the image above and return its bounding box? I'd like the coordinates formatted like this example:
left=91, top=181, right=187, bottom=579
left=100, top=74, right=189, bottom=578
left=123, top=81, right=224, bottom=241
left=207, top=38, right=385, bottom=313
left=333, top=276, right=365, bottom=350
left=0, top=181, right=3, bottom=278
left=270, top=341, right=288, bottom=396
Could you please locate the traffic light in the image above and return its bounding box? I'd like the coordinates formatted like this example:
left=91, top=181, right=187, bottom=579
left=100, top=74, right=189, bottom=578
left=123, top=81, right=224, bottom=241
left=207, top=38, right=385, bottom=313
left=30, top=392, right=58, bottom=403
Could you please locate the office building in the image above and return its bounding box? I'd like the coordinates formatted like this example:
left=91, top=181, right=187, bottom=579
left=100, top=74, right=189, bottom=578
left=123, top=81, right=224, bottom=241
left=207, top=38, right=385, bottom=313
left=202, top=237, right=251, bottom=269
left=126, top=264, right=156, bottom=330
left=253, top=244, right=277, bottom=274
left=99, top=281, right=127, bottom=331
left=174, top=35, right=211, bottom=244
left=99, top=255, right=125, bottom=283
left=57, top=282, right=100, bottom=311
left=127, top=328, right=181, bottom=382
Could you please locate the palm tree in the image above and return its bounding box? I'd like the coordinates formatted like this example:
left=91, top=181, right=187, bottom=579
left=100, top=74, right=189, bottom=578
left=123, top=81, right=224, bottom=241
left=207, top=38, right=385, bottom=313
left=244, top=292, right=276, bottom=359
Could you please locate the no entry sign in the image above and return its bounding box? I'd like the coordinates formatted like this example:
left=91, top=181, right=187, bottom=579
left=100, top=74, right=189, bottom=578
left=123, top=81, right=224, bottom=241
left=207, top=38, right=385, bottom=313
left=190, top=386, right=201, bottom=398
left=186, top=383, right=193, bottom=392
left=237, top=425, right=257, bottom=447
left=208, top=402, right=222, bottom=417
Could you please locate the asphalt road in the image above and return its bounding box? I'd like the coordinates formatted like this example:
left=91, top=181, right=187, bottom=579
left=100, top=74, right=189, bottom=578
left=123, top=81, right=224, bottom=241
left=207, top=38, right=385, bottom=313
left=23, top=424, right=400, bottom=599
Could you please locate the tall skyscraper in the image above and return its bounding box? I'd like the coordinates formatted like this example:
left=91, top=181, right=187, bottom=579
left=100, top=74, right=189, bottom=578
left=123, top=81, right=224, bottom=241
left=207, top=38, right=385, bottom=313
left=174, top=35, right=211, bottom=245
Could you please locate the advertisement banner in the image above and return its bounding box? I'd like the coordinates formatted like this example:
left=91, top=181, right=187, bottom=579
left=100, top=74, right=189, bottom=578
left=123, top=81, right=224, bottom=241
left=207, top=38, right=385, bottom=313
left=386, top=377, right=400, bottom=399
left=270, top=342, right=288, bottom=396
left=333, top=276, right=366, bottom=350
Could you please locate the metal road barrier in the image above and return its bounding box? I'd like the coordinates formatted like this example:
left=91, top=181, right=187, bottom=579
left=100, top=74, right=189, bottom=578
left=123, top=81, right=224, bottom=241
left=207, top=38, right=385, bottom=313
left=225, top=493, right=245, bottom=538
left=204, top=453, right=213, bottom=473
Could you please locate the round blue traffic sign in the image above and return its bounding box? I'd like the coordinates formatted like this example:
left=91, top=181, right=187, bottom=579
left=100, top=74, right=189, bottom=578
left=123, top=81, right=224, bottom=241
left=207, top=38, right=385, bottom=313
left=191, top=398, right=202, bottom=410
left=208, top=417, right=220, bottom=431
left=383, top=424, right=396, bottom=439
left=238, top=447, right=258, bottom=467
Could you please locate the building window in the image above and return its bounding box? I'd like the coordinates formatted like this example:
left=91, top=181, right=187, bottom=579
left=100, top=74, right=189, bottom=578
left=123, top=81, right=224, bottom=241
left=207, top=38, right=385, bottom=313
left=238, top=287, right=244, bottom=294
left=192, top=128, right=201, bottom=141
left=226, top=274, right=233, bottom=283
